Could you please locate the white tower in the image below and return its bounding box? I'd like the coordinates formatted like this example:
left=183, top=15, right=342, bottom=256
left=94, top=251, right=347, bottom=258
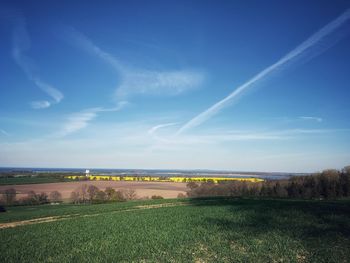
left=85, top=169, right=90, bottom=177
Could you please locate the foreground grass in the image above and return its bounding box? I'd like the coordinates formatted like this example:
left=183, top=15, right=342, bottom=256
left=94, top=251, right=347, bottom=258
left=1, top=198, right=350, bottom=263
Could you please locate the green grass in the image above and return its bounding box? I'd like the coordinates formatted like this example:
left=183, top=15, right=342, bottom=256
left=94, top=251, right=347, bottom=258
left=0, top=176, right=72, bottom=185
left=0, top=198, right=183, bottom=223
left=1, top=198, right=350, bottom=263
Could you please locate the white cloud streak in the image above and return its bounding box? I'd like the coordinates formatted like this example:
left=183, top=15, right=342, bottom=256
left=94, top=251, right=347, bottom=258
left=0, top=129, right=10, bottom=136
left=4, top=9, right=64, bottom=108
left=61, top=27, right=204, bottom=100
left=30, top=100, right=51, bottom=109
left=148, top=122, right=178, bottom=135
left=155, top=128, right=340, bottom=147
left=31, top=78, right=63, bottom=103
left=61, top=26, right=124, bottom=73
left=176, top=9, right=350, bottom=134
left=58, top=108, right=99, bottom=137
left=116, top=70, right=203, bottom=100
left=55, top=102, right=127, bottom=137
left=299, top=116, right=323, bottom=122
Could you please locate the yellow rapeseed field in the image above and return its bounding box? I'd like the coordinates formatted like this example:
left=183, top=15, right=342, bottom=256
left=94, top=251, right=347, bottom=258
left=65, top=175, right=264, bottom=183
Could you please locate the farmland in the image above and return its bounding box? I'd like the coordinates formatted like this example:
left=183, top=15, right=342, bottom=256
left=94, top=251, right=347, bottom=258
left=0, top=176, right=72, bottom=186
left=0, top=181, right=188, bottom=201
left=66, top=175, right=264, bottom=183
left=1, top=198, right=350, bottom=263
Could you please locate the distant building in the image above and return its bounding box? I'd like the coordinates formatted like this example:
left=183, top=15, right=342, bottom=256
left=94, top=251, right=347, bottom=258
left=85, top=169, right=90, bottom=177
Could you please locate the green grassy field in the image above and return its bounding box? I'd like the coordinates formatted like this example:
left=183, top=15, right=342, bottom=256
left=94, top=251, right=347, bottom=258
left=1, top=198, right=350, bottom=263
left=0, top=176, right=72, bottom=185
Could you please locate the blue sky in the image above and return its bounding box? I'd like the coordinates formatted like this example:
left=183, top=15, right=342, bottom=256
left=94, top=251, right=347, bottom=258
left=0, top=0, right=350, bottom=172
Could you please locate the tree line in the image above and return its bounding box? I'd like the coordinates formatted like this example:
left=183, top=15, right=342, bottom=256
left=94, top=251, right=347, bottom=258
left=70, top=185, right=138, bottom=204
left=0, top=184, right=164, bottom=207
left=0, top=189, right=62, bottom=206
left=187, top=166, right=350, bottom=199
left=1, top=166, right=349, bottom=207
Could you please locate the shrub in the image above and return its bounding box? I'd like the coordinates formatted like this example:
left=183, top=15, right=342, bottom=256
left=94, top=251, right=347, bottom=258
left=95, top=191, right=106, bottom=203
left=177, top=193, right=186, bottom=198
left=113, top=190, right=126, bottom=202
left=151, top=195, right=164, bottom=199
left=17, top=191, right=49, bottom=205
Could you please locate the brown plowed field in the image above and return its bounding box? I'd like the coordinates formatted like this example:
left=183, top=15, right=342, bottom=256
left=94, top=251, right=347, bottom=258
left=0, top=181, right=187, bottom=200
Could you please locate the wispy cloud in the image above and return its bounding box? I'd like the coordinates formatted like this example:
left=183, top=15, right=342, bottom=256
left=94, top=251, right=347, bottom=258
left=55, top=102, right=127, bottom=137
left=3, top=8, right=63, bottom=109
left=299, top=116, right=323, bottom=122
left=116, top=70, right=203, bottom=100
left=148, top=122, right=178, bottom=135
left=148, top=127, right=345, bottom=153
left=267, top=116, right=323, bottom=123
left=167, top=128, right=338, bottom=144
left=0, top=129, right=10, bottom=136
left=176, top=9, right=350, bottom=134
left=60, top=27, right=204, bottom=101
left=31, top=78, right=63, bottom=104
left=153, top=131, right=287, bottom=146
left=30, top=100, right=51, bottom=109
left=2, top=122, right=348, bottom=172
left=58, top=108, right=100, bottom=137
left=61, top=26, right=124, bottom=73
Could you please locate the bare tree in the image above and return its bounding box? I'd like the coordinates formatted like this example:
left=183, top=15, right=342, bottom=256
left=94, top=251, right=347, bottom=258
left=342, top=165, right=350, bottom=175
left=25, top=191, right=48, bottom=205
left=115, top=190, right=126, bottom=201
left=2, top=188, right=16, bottom=205
left=49, top=191, right=62, bottom=203
left=105, top=187, right=116, bottom=200
left=70, top=191, right=80, bottom=204
left=96, top=191, right=106, bottom=202
left=38, top=192, right=48, bottom=204
left=177, top=193, right=186, bottom=198
left=27, top=191, right=39, bottom=204
left=124, top=189, right=137, bottom=200
left=87, top=185, right=100, bottom=202
left=77, top=184, right=89, bottom=203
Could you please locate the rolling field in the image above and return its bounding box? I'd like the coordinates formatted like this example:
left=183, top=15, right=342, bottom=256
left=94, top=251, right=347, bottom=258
left=0, top=176, right=71, bottom=186
left=0, top=181, right=187, bottom=200
left=1, top=198, right=350, bottom=263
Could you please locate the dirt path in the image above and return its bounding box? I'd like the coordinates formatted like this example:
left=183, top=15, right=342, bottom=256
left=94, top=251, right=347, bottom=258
left=0, top=202, right=190, bottom=230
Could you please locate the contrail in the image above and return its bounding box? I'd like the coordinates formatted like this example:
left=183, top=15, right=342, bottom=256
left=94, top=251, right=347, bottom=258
left=1, top=8, right=64, bottom=108
left=177, top=9, right=350, bottom=135
left=60, top=26, right=205, bottom=101
left=60, top=26, right=125, bottom=73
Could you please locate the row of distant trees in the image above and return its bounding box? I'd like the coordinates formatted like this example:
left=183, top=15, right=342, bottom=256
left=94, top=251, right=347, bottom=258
left=0, top=187, right=137, bottom=206
left=1, top=189, right=62, bottom=206
left=70, top=185, right=138, bottom=204
left=0, top=184, right=151, bottom=206
left=2, top=166, right=349, bottom=206
left=187, top=166, right=350, bottom=199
